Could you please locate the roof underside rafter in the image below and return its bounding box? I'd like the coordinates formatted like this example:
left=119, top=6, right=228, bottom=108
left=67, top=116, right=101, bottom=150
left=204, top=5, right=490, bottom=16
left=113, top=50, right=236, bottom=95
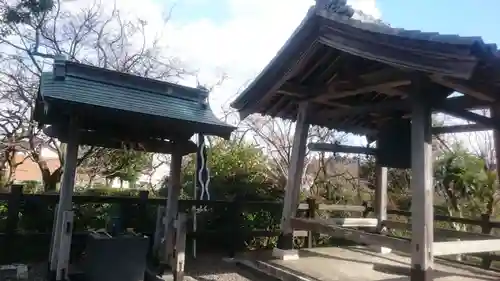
left=231, top=0, right=500, bottom=139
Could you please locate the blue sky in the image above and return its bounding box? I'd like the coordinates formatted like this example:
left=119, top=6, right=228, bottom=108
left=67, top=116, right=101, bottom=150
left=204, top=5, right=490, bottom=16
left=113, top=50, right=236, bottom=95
left=168, top=0, right=231, bottom=25
left=379, top=0, right=499, bottom=44
left=150, top=0, right=499, bottom=148
left=167, top=0, right=499, bottom=45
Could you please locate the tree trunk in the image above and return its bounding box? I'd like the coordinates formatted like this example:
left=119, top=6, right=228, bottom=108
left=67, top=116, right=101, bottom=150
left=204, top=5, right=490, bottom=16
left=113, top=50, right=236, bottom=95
left=0, top=158, right=7, bottom=188
left=42, top=166, right=62, bottom=192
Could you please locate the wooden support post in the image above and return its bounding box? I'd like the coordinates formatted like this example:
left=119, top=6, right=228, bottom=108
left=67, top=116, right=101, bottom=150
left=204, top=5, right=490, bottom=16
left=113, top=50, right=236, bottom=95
left=163, top=148, right=183, bottom=267
left=493, top=105, right=500, bottom=182
left=229, top=198, right=242, bottom=258
left=50, top=122, right=79, bottom=275
left=306, top=198, right=316, bottom=248
left=56, top=211, right=74, bottom=281
left=275, top=101, right=310, bottom=260
left=153, top=205, right=165, bottom=257
left=486, top=103, right=500, bottom=269
left=173, top=213, right=187, bottom=281
left=480, top=214, right=493, bottom=269
left=137, top=190, right=149, bottom=233
left=374, top=165, right=391, bottom=254
left=410, top=90, right=434, bottom=281
left=5, top=184, right=23, bottom=262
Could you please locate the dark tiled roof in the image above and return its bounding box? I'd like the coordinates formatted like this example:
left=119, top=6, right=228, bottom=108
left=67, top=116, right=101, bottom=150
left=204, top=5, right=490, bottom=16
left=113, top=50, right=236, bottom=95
left=231, top=0, right=500, bottom=118
left=317, top=0, right=498, bottom=56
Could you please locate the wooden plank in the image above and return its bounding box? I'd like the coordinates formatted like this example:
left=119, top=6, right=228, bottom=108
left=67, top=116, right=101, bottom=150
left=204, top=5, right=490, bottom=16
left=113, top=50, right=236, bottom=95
left=433, top=239, right=500, bottom=256
left=173, top=213, right=187, bottom=281
left=298, top=203, right=366, bottom=212
left=387, top=210, right=500, bottom=228
left=290, top=218, right=411, bottom=253
left=319, top=204, right=367, bottom=212
left=326, top=218, right=378, bottom=228
left=383, top=220, right=498, bottom=240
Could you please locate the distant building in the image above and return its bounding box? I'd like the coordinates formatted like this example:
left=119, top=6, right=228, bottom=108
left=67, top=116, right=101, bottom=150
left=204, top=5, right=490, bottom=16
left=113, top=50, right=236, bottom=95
left=7, top=144, right=167, bottom=190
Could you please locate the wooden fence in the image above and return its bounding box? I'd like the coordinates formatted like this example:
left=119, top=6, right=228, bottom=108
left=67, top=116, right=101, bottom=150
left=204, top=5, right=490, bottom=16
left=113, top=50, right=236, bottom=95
left=1, top=185, right=500, bottom=270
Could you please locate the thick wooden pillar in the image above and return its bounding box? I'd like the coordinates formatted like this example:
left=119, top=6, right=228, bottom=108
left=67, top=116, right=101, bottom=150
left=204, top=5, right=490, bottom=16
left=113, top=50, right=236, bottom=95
left=163, top=147, right=183, bottom=267
left=410, top=91, right=434, bottom=281
left=374, top=164, right=390, bottom=254
left=375, top=165, right=388, bottom=223
left=275, top=102, right=310, bottom=259
left=491, top=105, right=500, bottom=184
left=49, top=120, right=79, bottom=279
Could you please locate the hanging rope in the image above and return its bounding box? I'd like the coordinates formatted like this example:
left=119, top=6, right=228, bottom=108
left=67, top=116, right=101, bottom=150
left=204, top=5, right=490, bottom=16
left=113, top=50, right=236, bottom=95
left=193, top=133, right=210, bottom=258
left=197, top=134, right=211, bottom=200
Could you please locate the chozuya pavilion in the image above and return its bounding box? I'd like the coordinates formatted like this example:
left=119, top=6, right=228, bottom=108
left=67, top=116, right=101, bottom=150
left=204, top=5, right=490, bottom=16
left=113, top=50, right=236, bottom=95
left=231, top=0, right=500, bottom=280
left=34, top=56, right=235, bottom=280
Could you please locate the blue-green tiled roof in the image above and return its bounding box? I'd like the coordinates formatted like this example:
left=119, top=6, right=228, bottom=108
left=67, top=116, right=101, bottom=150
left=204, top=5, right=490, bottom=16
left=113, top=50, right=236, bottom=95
left=37, top=60, right=235, bottom=139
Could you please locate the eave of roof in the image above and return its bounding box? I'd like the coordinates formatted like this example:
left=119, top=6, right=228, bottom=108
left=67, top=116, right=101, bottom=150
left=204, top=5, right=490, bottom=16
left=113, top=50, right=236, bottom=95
left=230, top=0, right=499, bottom=120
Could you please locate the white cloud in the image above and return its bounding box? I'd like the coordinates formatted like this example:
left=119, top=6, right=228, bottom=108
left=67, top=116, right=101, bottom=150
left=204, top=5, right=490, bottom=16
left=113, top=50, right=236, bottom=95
left=164, top=0, right=381, bottom=111
left=63, top=0, right=380, bottom=115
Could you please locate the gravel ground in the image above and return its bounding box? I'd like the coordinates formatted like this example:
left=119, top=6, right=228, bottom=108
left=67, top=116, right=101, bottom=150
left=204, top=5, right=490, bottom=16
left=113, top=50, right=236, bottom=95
left=21, top=253, right=274, bottom=281
left=185, top=254, right=276, bottom=281
left=24, top=263, right=46, bottom=281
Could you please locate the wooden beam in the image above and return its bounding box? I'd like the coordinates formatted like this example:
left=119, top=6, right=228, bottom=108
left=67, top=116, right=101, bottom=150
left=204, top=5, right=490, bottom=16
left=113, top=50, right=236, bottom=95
left=446, top=95, right=491, bottom=109
left=410, top=82, right=434, bottom=281
left=280, top=68, right=411, bottom=102
left=277, top=85, right=351, bottom=108
left=323, top=99, right=407, bottom=120
left=432, top=124, right=489, bottom=134
left=317, top=95, right=490, bottom=122
left=308, top=143, right=376, bottom=155
left=314, top=80, right=411, bottom=102
left=290, top=218, right=411, bottom=253
left=430, top=75, right=496, bottom=102
left=43, top=126, right=197, bottom=155
left=433, top=239, right=500, bottom=256
left=435, top=103, right=495, bottom=129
